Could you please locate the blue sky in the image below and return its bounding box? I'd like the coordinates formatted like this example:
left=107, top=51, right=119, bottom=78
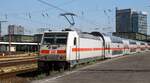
left=0, top=0, right=150, bottom=35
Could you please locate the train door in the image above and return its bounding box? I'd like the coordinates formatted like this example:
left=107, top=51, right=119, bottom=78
left=101, top=42, right=105, bottom=59
left=123, top=41, right=129, bottom=55
left=106, top=43, right=111, bottom=57
left=102, top=36, right=111, bottom=58
left=73, top=37, right=79, bottom=62
left=104, top=43, right=107, bottom=58
left=102, top=40, right=106, bottom=59
left=108, top=44, right=111, bottom=56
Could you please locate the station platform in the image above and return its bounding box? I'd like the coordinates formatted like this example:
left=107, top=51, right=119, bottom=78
left=33, top=51, right=150, bottom=83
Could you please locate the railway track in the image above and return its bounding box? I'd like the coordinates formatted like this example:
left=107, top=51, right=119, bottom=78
left=0, top=55, right=108, bottom=83
left=0, top=56, right=38, bottom=76
left=0, top=54, right=37, bottom=58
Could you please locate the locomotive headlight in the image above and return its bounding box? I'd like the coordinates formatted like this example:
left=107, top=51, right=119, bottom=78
left=38, top=56, right=47, bottom=60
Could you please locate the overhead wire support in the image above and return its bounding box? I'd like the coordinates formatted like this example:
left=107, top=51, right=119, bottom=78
left=60, top=13, right=76, bottom=26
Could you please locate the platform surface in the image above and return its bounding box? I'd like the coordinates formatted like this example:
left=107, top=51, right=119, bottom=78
left=33, top=51, right=150, bottom=83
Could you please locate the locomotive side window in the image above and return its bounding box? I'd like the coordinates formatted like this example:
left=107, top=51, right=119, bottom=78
left=129, top=41, right=137, bottom=45
left=74, top=37, right=77, bottom=45
left=140, top=43, right=145, bottom=45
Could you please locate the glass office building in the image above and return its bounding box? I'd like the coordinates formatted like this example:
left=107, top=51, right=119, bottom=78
left=116, top=9, right=132, bottom=32
left=116, top=9, right=147, bottom=35
left=8, top=25, right=24, bottom=35
left=132, top=11, right=147, bottom=34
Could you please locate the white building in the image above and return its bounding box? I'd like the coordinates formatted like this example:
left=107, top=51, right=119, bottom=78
left=8, top=25, right=24, bottom=35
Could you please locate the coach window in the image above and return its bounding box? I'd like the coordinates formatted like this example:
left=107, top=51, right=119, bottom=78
left=74, top=37, right=77, bottom=46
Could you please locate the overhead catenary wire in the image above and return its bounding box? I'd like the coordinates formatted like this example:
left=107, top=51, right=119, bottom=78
left=37, top=0, right=68, bottom=13
left=0, top=0, right=81, bottom=28
left=0, top=0, right=86, bottom=36
left=0, top=0, right=102, bottom=31
left=0, top=0, right=80, bottom=20
left=37, top=0, right=101, bottom=28
left=3, top=0, right=79, bottom=15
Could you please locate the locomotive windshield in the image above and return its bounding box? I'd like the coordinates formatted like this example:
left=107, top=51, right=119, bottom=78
left=43, top=33, right=68, bottom=45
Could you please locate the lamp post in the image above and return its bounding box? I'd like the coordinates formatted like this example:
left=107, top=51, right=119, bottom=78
left=0, top=21, right=7, bottom=41
left=8, top=28, right=11, bottom=56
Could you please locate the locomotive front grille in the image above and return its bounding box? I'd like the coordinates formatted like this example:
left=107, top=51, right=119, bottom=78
left=38, top=54, right=66, bottom=61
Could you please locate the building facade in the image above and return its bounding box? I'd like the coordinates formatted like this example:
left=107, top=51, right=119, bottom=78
left=116, top=9, right=132, bottom=33
left=132, top=11, right=147, bottom=34
left=34, top=34, right=43, bottom=43
left=113, top=32, right=147, bottom=41
left=37, top=28, right=50, bottom=34
left=116, top=9, right=147, bottom=35
left=8, top=25, right=24, bottom=35
left=3, top=35, right=34, bottom=43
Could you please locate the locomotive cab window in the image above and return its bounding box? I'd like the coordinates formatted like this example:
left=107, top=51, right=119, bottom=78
left=43, top=33, right=68, bottom=45
left=43, top=38, right=54, bottom=44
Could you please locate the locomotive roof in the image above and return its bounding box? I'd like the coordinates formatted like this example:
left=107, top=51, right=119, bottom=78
left=129, top=40, right=137, bottom=44
left=109, top=35, right=123, bottom=43
left=78, top=32, right=101, bottom=40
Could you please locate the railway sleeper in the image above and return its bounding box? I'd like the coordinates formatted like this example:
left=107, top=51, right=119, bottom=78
left=0, top=64, right=37, bottom=75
